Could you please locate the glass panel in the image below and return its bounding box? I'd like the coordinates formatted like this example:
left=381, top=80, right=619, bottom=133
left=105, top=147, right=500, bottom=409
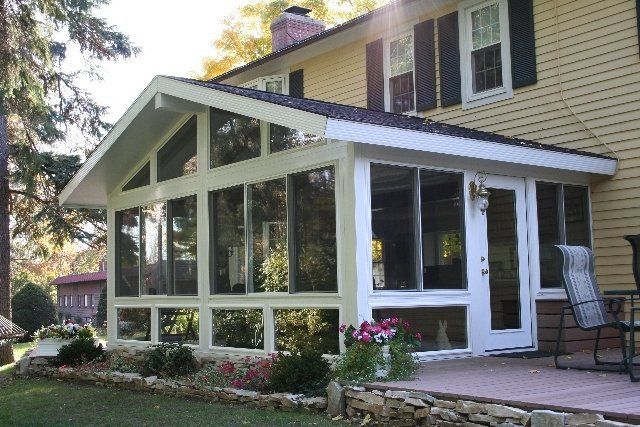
left=269, top=124, right=322, bottom=153
left=274, top=309, right=339, bottom=354
left=472, top=44, right=502, bottom=93
left=420, top=170, right=466, bottom=290
left=123, top=162, right=150, bottom=191
left=117, top=208, right=140, bottom=297
left=292, top=167, right=337, bottom=292
left=370, top=164, right=416, bottom=291
left=170, top=196, right=198, bottom=295
left=486, top=188, right=521, bottom=330
left=564, top=185, right=591, bottom=247
left=116, top=308, right=151, bottom=341
left=141, top=203, right=167, bottom=295
left=536, top=182, right=562, bottom=288
left=212, top=309, right=264, bottom=349
left=159, top=308, right=199, bottom=345
left=471, top=3, right=500, bottom=50
left=211, top=186, right=246, bottom=294
left=157, top=116, right=198, bottom=182
left=248, top=179, right=288, bottom=292
left=389, top=72, right=415, bottom=114
left=265, top=79, right=284, bottom=94
left=373, top=306, right=468, bottom=352
left=389, top=34, right=414, bottom=77
left=210, top=108, right=261, bottom=168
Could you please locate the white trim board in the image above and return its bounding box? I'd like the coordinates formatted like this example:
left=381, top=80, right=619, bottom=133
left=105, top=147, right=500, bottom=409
left=324, top=119, right=617, bottom=176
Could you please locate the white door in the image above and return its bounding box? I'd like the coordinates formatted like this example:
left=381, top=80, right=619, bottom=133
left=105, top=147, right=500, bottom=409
left=478, top=175, right=533, bottom=351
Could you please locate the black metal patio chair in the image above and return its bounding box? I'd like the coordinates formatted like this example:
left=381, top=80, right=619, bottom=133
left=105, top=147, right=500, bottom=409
left=554, top=245, right=636, bottom=375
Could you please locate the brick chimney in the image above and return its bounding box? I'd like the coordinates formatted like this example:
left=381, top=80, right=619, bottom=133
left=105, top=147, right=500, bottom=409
left=270, top=6, right=325, bottom=52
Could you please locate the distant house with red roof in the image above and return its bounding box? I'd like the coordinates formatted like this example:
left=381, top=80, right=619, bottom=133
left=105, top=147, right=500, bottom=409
left=51, top=261, right=107, bottom=324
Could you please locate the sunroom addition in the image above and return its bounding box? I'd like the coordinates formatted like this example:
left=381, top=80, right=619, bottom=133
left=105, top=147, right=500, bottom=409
left=58, top=76, right=617, bottom=358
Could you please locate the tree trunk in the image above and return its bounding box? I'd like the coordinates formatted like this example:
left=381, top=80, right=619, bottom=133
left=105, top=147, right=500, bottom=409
left=0, top=113, right=14, bottom=365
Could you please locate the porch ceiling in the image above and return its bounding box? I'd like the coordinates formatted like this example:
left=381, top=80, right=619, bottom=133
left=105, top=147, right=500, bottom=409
left=59, top=76, right=617, bottom=208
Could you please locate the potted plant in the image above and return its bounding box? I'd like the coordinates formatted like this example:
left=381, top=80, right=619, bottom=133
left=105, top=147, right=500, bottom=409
left=34, top=321, right=96, bottom=357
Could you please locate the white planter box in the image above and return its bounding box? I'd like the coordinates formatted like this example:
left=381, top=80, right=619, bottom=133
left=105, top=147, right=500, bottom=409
left=36, top=338, right=71, bottom=357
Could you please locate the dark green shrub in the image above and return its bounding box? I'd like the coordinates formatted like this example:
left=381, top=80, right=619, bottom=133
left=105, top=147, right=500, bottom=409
left=268, top=350, right=330, bottom=395
left=56, top=339, right=105, bottom=366
left=387, top=340, right=419, bottom=380
left=12, top=281, right=57, bottom=339
left=96, top=285, right=107, bottom=327
left=332, top=343, right=382, bottom=382
left=143, top=343, right=196, bottom=378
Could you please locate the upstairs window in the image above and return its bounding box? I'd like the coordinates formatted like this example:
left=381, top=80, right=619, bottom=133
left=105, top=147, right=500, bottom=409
left=459, top=0, right=512, bottom=109
left=123, top=162, right=150, bottom=192
left=210, top=108, right=261, bottom=168
left=388, top=34, right=415, bottom=114
left=241, top=75, right=288, bottom=94
left=157, top=116, right=197, bottom=182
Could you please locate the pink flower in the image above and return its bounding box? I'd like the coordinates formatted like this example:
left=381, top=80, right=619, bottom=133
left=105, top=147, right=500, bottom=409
left=352, top=330, right=359, bottom=339
left=361, top=332, right=371, bottom=343
left=414, top=333, right=423, bottom=341
left=360, top=321, right=370, bottom=330
left=402, top=320, right=410, bottom=330
left=390, top=317, right=399, bottom=326
left=339, top=324, right=347, bottom=333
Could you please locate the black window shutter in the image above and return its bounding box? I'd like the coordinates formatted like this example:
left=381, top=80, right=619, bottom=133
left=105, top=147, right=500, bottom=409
left=414, top=19, right=437, bottom=111
left=366, top=38, right=385, bottom=111
left=289, top=69, right=304, bottom=98
left=438, top=12, right=461, bottom=107
left=509, top=0, right=537, bottom=88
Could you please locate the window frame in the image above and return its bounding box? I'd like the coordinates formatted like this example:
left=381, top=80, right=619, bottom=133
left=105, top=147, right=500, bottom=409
left=209, top=305, right=266, bottom=352
left=383, top=29, right=417, bottom=115
left=458, top=0, right=513, bottom=109
left=240, top=74, right=289, bottom=95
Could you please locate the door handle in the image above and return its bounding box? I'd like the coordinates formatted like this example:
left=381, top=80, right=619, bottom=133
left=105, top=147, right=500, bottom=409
left=481, top=268, right=489, bottom=276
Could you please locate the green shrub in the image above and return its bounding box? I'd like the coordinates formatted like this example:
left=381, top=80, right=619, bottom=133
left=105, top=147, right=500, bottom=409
left=109, top=355, right=142, bottom=374
left=95, top=285, right=107, bottom=327
left=143, top=343, right=196, bottom=378
left=11, top=282, right=57, bottom=339
left=387, top=340, right=419, bottom=381
left=332, top=343, right=382, bottom=382
left=56, top=338, right=105, bottom=366
left=268, top=350, right=330, bottom=395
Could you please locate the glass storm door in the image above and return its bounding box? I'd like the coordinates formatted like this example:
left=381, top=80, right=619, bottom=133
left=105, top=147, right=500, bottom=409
left=480, top=175, right=533, bottom=351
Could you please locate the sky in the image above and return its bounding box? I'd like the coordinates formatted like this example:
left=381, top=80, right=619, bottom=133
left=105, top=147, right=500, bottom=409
left=90, top=0, right=251, bottom=123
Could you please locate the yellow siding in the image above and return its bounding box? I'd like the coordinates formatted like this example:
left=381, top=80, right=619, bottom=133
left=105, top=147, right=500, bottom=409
left=290, top=0, right=640, bottom=290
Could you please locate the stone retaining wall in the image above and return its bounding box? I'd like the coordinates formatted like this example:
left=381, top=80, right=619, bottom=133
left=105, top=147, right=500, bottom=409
left=327, top=383, right=635, bottom=426
left=16, top=356, right=326, bottom=414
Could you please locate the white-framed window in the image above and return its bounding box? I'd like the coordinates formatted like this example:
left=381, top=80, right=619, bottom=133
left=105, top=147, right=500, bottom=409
left=241, top=75, right=288, bottom=95
left=385, top=32, right=415, bottom=114
left=84, top=295, right=90, bottom=307
left=458, top=0, right=512, bottom=109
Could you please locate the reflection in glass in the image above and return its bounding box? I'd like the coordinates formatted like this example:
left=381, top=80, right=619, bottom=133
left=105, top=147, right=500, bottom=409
left=117, top=208, right=140, bottom=297
left=159, top=308, right=199, bottom=345
left=141, top=203, right=167, bottom=295
left=564, top=185, right=591, bottom=247
left=210, top=108, right=260, bottom=168
left=211, top=186, right=246, bottom=294
left=274, top=309, right=339, bottom=354
left=292, top=167, right=337, bottom=292
left=248, top=179, right=288, bottom=292
left=117, top=308, right=151, bottom=341
left=370, top=164, right=416, bottom=290
left=373, top=306, right=467, bottom=352
left=486, top=188, right=521, bottom=330
left=170, top=196, right=198, bottom=295
left=269, top=124, right=322, bottom=153
left=212, top=309, right=264, bottom=349
left=536, top=182, right=562, bottom=288
left=157, top=116, right=197, bottom=182
left=420, top=170, right=466, bottom=290
left=123, top=162, right=150, bottom=191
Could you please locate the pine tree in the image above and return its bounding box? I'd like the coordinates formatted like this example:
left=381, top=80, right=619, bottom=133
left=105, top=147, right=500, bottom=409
left=0, top=0, right=136, bottom=365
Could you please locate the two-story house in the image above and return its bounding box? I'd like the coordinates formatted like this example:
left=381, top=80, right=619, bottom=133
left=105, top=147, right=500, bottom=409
left=58, top=0, right=639, bottom=358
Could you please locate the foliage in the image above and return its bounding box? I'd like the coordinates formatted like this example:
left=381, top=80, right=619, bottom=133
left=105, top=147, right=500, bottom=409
left=341, top=318, right=422, bottom=348
left=142, top=343, right=197, bottom=378
left=258, top=240, right=288, bottom=292
left=332, top=342, right=382, bottom=382
left=109, top=355, right=142, bottom=374
left=212, top=309, right=263, bottom=349
left=11, top=281, right=56, bottom=338
left=96, top=284, right=107, bottom=327
left=387, top=340, right=419, bottom=380
left=274, top=308, right=338, bottom=354
left=268, top=350, right=330, bottom=395
left=192, top=357, right=274, bottom=393
left=35, top=321, right=95, bottom=340
left=56, top=338, right=105, bottom=367
left=199, top=0, right=388, bottom=79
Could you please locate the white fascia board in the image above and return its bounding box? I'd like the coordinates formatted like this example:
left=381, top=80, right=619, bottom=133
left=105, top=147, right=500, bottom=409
left=156, top=77, right=327, bottom=136
left=325, top=119, right=617, bottom=176
left=58, top=78, right=159, bottom=207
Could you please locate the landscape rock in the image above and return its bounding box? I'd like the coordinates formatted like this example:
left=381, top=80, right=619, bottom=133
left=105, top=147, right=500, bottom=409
left=566, top=413, right=604, bottom=425
left=531, top=409, right=566, bottom=427
left=326, top=381, right=345, bottom=417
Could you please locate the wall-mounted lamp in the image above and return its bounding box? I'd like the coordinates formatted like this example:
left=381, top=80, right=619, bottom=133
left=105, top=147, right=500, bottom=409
left=469, top=171, right=490, bottom=215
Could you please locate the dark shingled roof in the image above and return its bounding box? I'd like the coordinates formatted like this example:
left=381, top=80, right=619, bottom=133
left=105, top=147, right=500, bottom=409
left=168, top=76, right=612, bottom=160
left=210, top=0, right=419, bottom=82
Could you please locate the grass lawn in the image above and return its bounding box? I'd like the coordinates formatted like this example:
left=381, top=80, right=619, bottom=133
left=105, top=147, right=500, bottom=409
left=0, top=378, right=339, bottom=426
left=0, top=342, right=35, bottom=377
